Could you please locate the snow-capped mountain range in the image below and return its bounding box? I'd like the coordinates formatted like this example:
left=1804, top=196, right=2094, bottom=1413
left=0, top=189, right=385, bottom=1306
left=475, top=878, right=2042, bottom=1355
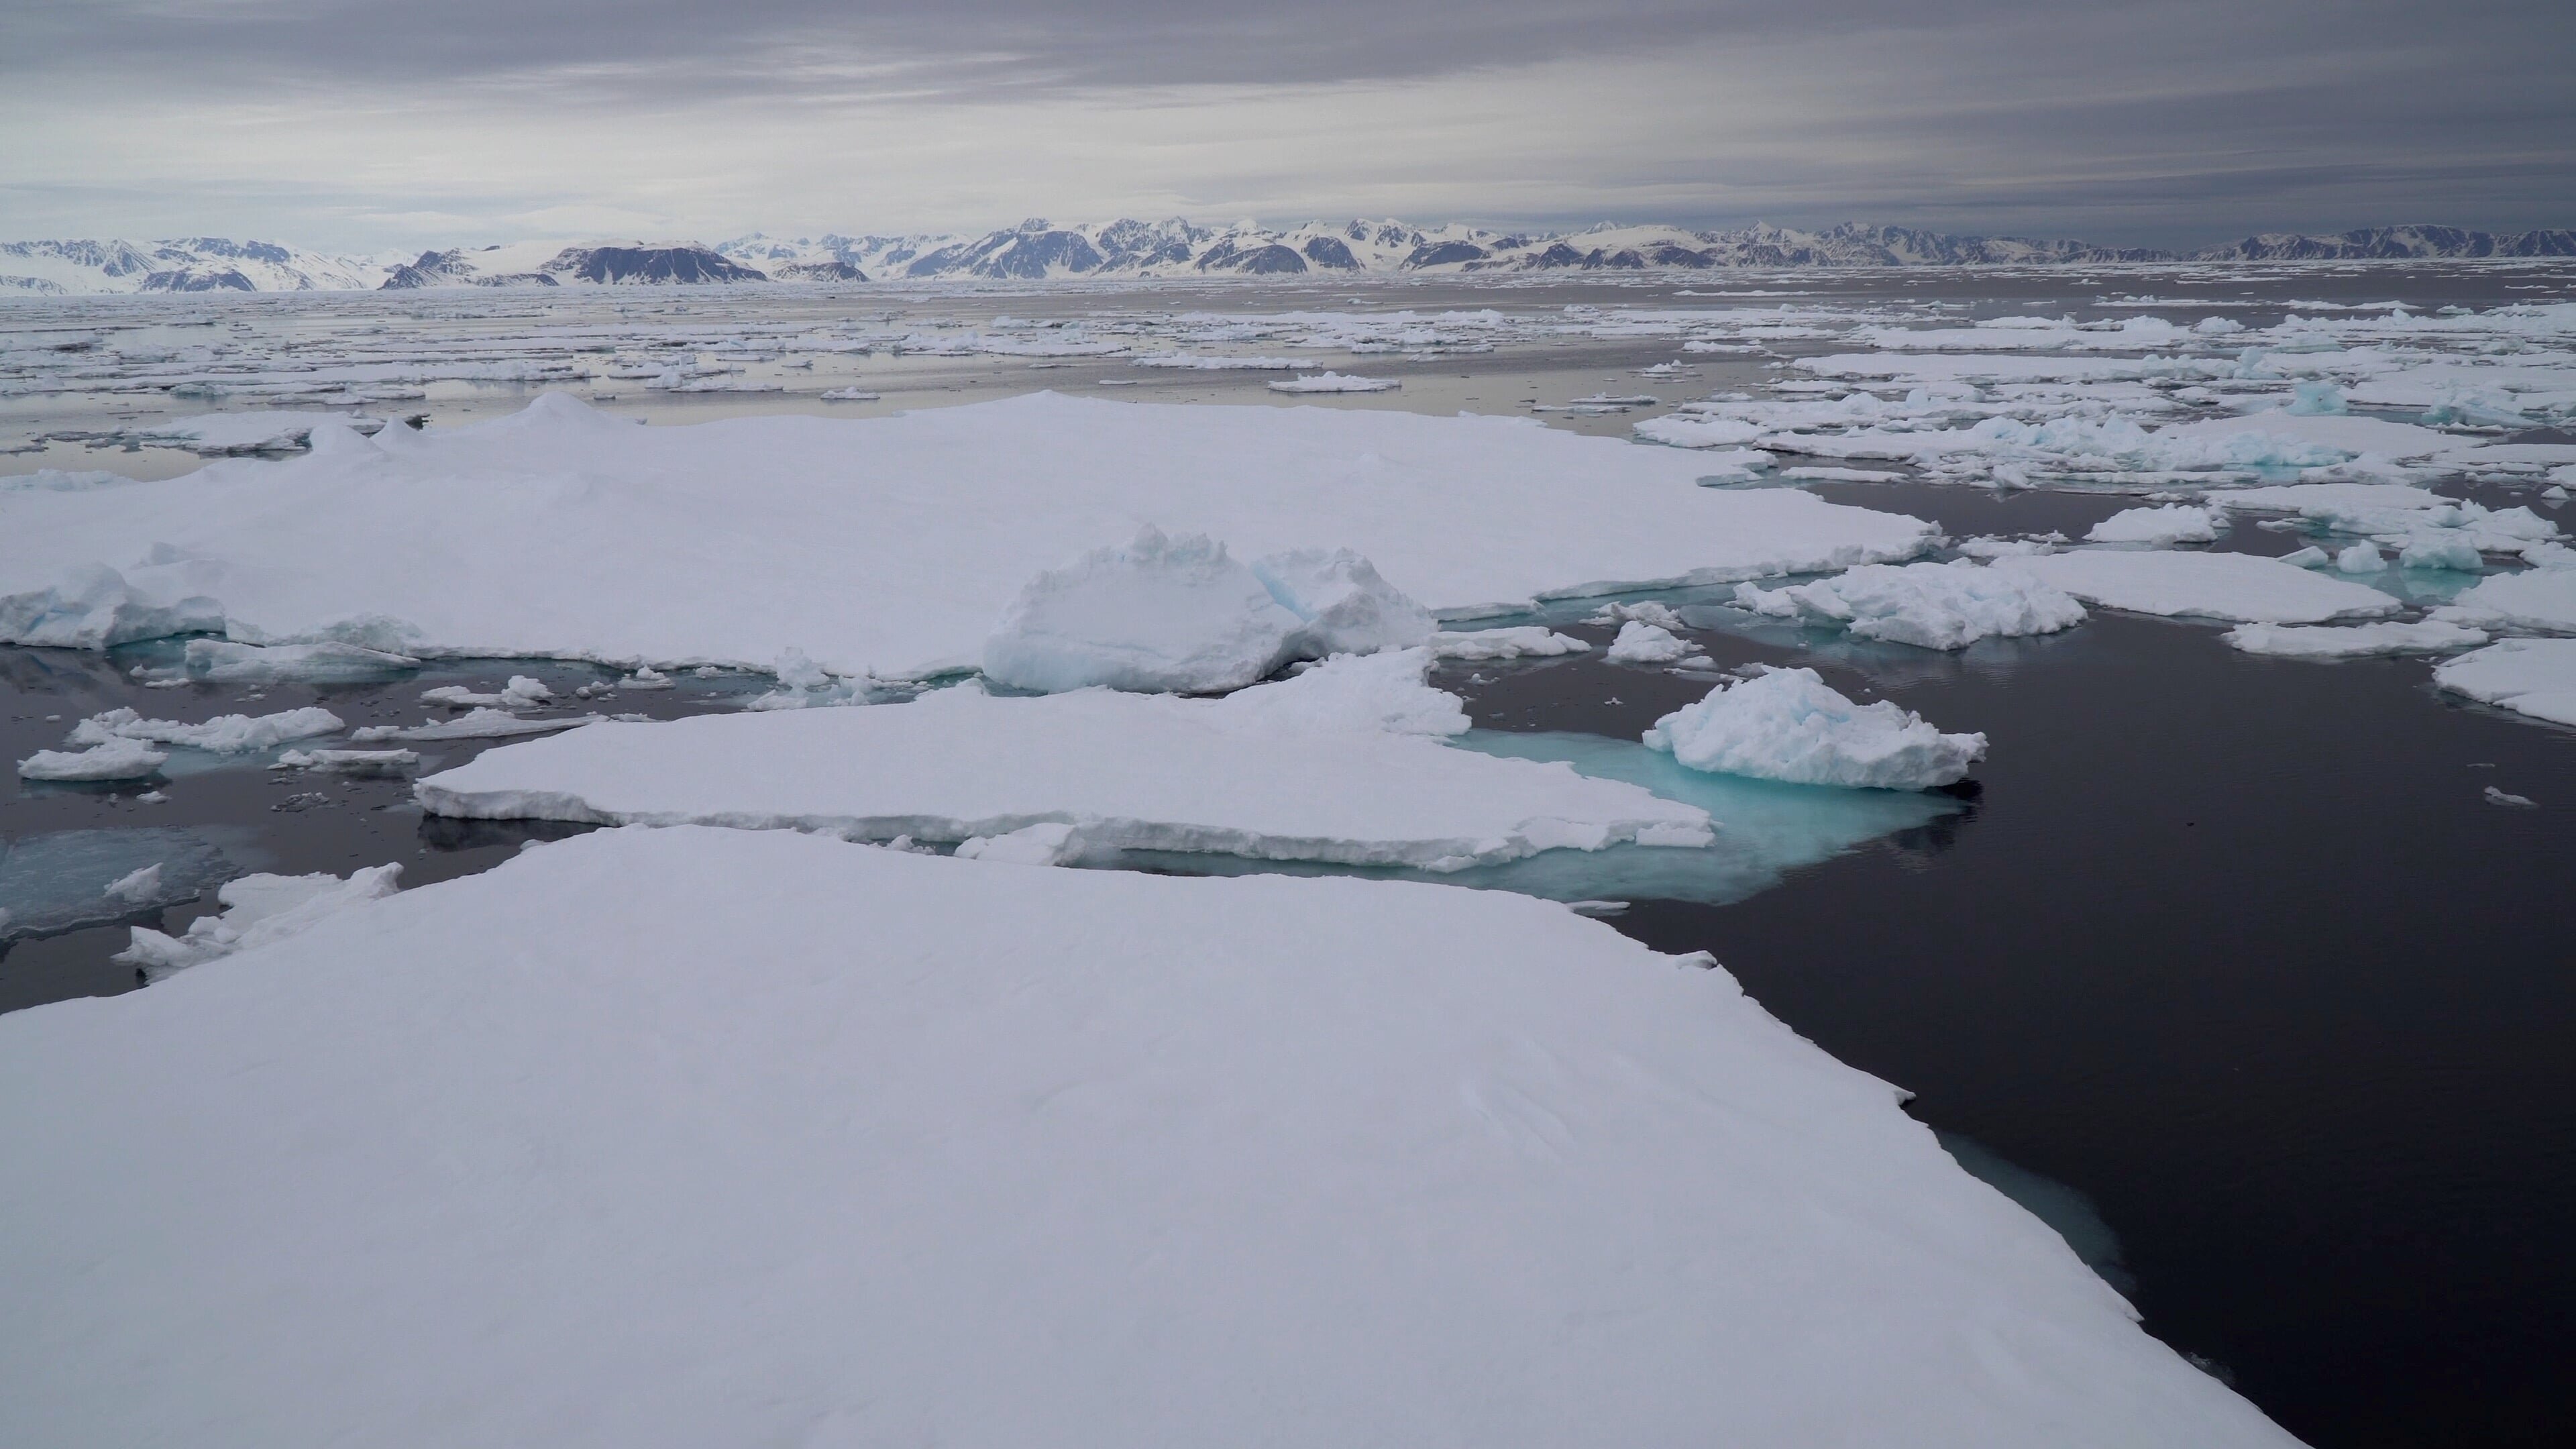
left=6, top=221, right=2573, bottom=294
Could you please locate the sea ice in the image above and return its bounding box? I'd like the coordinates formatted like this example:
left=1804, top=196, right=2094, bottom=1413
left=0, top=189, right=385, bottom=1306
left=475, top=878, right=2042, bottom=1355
left=2445, top=568, right=2576, bottom=633
left=66, top=705, right=342, bottom=754
left=417, top=655, right=1711, bottom=870
left=1430, top=627, right=1590, bottom=659
left=115, top=865, right=402, bottom=979
left=1733, top=560, right=2086, bottom=650
left=0, top=826, right=2302, bottom=1447
left=102, top=864, right=164, bottom=904
left=2482, top=786, right=2538, bottom=808
left=2223, top=621, right=2489, bottom=658
left=2337, top=543, right=2385, bottom=573
left=1994, top=550, right=2402, bottom=624
left=1644, top=666, right=1986, bottom=790
left=1603, top=621, right=1700, bottom=664
left=2433, top=639, right=2576, bottom=726
left=113, top=411, right=383, bottom=456
left=17, top=737, right=168, bottom=782
left=983, top=529, right=1309, bottom=694
left=7, top=394, right=1941, bottom=674
left=0, top=562, right=221, bottom=649
left=271, top=749, right=421, bottom=776
left=2086, top=504, right=2223, bottom=547
left=1267, top=373, right=1399, bottom=393
left=422, top=676, right=553, bottom=709
left=174, top=639, right=421, bottom=683
left=354, top=708, right=596, bottom=743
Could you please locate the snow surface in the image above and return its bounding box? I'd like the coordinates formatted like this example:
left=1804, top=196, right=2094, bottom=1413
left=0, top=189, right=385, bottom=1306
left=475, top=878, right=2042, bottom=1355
left=1995, top=550, right=2402, bottom=624
left=1645, top=666, right=1987, bottom=790
left=2223, top=621, right=2489, bottom=658
left=0, top=824, right=2300, bottom=1448
left=0, top=393, right=1934, bottom=675
left=417, top=655, right=1712, bottom=870
left=1733, top=560, right=2087, bottom=649
left=2433, top=639, right=2576, bottom=726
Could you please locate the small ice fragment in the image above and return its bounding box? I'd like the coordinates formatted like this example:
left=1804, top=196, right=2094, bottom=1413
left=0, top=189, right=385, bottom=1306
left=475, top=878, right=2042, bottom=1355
left=2483, top=786, right=2538, bottom=809
left=1430, top=627, right=1589, bottom=660
left=2280, top=546, right=2330, bottom=569
left=953, top=822, right=1081, bottom=865
left=103, top=864, right=164, bottom=904
left=2398, top=533, right=2483, bottom=572
left=618, top=667, right=674, bottom=690
left=1605, top=621, right=1699, bottom=665
left=2335, top=543, right=2385, bottom=573
left=272, top=749, right=421, bottom=776
left=2087, top=504, right=2222, bottom=548
left=68, top=705, right=343, bottom=754
left=1266, top=373, right=1400, bottom=394
left=1643, top=665, right=1986, bottom=790
left=18, top=738, right=169, bottom=782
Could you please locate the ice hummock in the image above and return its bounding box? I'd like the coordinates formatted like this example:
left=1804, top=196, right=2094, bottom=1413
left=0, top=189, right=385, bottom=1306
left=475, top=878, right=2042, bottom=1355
left=983, top=531, right=1435, bottom=694
left=417, top=652, right=1713, bottom=870
left=0, top=825, right=2303, bottom=1447
left=1644, top=666, right=1987, bottom=790
left=1732, top=559, right=2086, bottom=650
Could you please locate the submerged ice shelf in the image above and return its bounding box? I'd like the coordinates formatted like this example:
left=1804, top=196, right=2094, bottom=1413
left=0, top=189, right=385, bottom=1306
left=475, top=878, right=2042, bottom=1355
left=0, top=825, right=2302, bottom=1448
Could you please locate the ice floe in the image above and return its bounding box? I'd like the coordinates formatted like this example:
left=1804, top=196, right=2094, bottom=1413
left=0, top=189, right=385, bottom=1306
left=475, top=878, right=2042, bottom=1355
left=2223, top=621, right=2489, bottom=658
left=1995, top=550, right=2402, bottom=624
left=1430, top=627, right=1591, bottom=659
left=1733, top=560, right=2087, bottom=649
left=2433, top=639, right=2576, bottom=726
left=1644, top=666, right=1986, bottom=790
left=2444, top=566, right=2576, bottom=633
left=1603, top=621, right=1701, bottom=664
left=17, top=737, right=168, bottom=782
left=66, top=705, right=342, bottom=754
left=114, top=865, right=402, bottom=979
left=2086, top=504, right=2224, bottom=547
left=0, top=825, right=2301, bottom=1446
left=1267, top=372, right=1399, bottom=393
left=0, top=392, right=1933, bottom=674
left=416, top=654, right=1711, bottom=869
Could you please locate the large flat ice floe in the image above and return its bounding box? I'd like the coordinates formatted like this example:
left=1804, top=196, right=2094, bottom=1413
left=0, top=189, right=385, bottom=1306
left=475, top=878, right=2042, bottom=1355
left=0, top=392, right=1934, bottom=675
left=1996, top=549, right=2402, bottom=624
left=0, top=826, right=2300, bottom=1448
left=417, top=654, right=1714, bottom=869
left=2433, top=638, right=2576, bottom=726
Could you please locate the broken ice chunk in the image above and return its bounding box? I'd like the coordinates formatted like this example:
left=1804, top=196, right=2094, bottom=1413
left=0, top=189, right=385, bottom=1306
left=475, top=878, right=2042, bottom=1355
left=18, top=737, right=169, bottom=782
left=1604, top=621, right=1701, bottom=665
left=1644, top=666, right=1986, bottom=790
left=115, top=865, right=402, bottom=979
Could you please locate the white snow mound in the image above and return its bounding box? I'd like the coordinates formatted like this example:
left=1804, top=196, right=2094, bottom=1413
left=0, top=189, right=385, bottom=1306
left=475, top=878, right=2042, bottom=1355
left=1734, top=559, right=2086, bottom=649
left=1644, top=666, right=1987, bottom=790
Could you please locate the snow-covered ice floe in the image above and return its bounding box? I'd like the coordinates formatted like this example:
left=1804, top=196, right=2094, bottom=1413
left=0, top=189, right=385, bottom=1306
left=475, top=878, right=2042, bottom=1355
left=1645, top=666, right=1986, bottom=790
left=0, top=393, right=1933, bottom=674
left=1603, top=621, right=1701, bottom=664
left=0, top=825, right=2301, bottom=1447
left=1733, top=559, right=2086, bottom=649
left=1994, top=550, right=2402, bottom=624
left=2443, top=566, right=2576, bottom=633
left=1430, top=626, right=1591, bottom=659
left=2223, top=621, right=2489, bottom=659
left=2433, top=639, right=2576, bottom=726
left=2086, top=504, right=2225, bottom=548
left=1267, top=372, right=1399, bottom=393
left=115, top=865, right=401, bottom=979
left=417, top=653, right=1713, bottom=870
left=65, top=705, right=342, bottom=754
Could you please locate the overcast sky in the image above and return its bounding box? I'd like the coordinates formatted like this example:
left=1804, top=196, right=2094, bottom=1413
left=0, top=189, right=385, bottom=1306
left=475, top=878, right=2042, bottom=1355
left=3, top=1, right=2570, bottom=252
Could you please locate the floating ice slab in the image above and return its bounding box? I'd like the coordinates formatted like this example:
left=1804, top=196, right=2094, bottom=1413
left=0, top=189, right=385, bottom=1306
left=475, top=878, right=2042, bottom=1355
left=1604, top=621, right=1700, bottom=663
left=0, top=393, right=1934, bottom=673
left=1431, top=626, right=1590, bottom=659
left=115, top=865, right=400, bottom=979
left=418, top=656, right=1713, bottom=870
left=2434, top=639, right=2576, bottom=726
left=1267, top=372, right=1399, bottom=393
left=2087, top=504, right=2224, bottom=547
left=2445, top=567, right=2576, bottom=633
left=1645, top=666, right=1986, bottom=790
left=17, top=737, right=168, bottom=781
left=0, top=826, right=2300, bottom=1448
left=174, top=639, right=421, bottom=684
left=2224, top=621, right=2489, bottom=658
left=1733, top=559, right=2086, bottom=649
left=67, top=705, right=343, bottom=754
left=1995, top=550, right=2402, bottom=624
left=114, top=411, right=384, bottom=455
